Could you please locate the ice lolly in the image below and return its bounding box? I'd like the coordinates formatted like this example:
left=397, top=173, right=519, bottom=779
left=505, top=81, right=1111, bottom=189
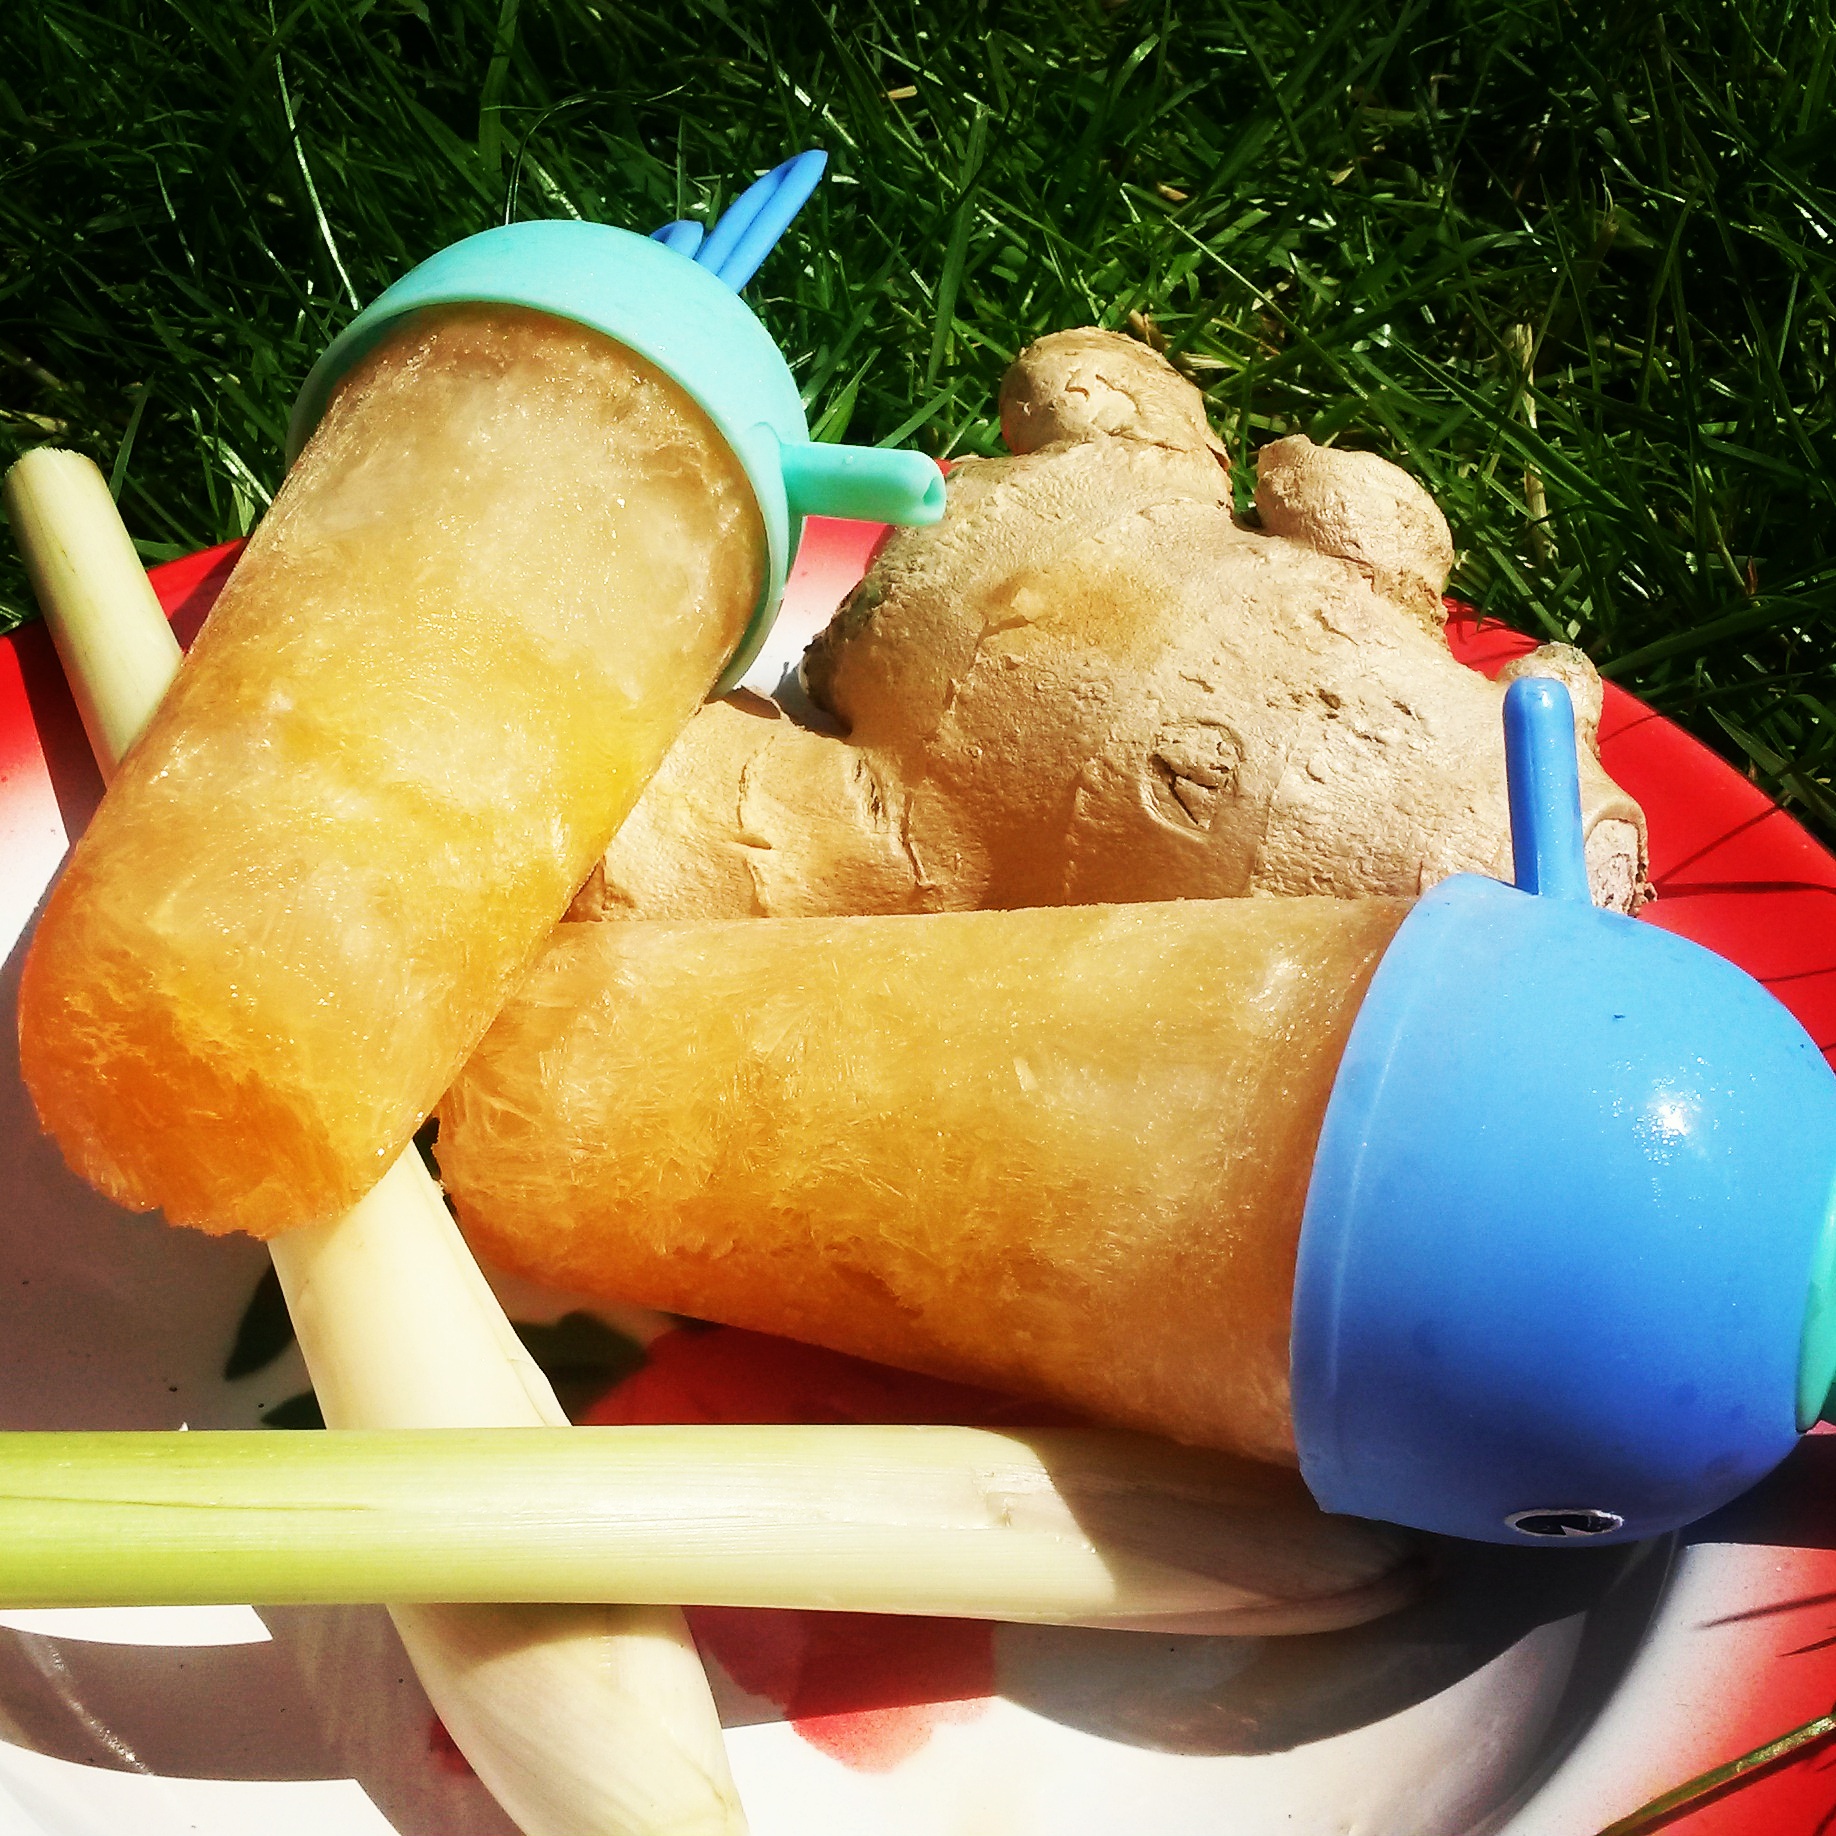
left=440, top=681, right=1836, bottom=1547
left=438, top=896, right=1408, bottom=1468
left=20, top=302, right=763, bottom=1235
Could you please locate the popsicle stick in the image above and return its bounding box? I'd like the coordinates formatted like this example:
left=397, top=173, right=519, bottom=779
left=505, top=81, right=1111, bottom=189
left=3, top=448, right=744, bottom=1836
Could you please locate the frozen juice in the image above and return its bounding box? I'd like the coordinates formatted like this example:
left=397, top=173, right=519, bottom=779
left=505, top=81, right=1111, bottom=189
left=437, top=897, right=1408, bottom=1464
left=20, top=304, right=765, bottom=1235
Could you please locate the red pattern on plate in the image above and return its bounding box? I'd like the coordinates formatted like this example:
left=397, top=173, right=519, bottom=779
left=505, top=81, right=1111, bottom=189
left=689, top=1609, right=992, bottom=1772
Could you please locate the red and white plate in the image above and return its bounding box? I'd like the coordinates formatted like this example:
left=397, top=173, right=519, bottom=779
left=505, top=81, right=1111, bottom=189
left=2, top=520, right=1833, bottom=1835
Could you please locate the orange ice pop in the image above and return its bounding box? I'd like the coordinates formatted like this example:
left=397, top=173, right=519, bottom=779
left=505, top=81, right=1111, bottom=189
left=437, top=896, right=1408, bottom=1467
left=19, top=304, right=763, bottom=1235
left=9, top=166, right=948, bottom=1836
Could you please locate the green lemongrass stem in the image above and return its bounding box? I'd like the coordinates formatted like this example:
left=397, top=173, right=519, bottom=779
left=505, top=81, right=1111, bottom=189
left=4, top=448, right=744, bottom=1836
left=0, top=1426, right=1418, bottom=1633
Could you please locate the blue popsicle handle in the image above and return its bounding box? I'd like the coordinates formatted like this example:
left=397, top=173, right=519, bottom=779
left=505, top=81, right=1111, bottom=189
left=649, top=220, right=706, bottom=259
left=1503, top=675, right=1592, bottom=903
left=648, top=151, right=828, bottom=292
left=693, top=151, right=829, bottom=292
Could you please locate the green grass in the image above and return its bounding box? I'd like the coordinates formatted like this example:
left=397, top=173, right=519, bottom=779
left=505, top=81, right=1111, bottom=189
left=4, top=0, right=1833, bottom=836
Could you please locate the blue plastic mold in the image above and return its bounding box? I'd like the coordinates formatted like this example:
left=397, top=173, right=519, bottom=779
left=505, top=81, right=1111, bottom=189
left=284, top=152, right=944, bottom=694
left=1292, top=677, right=1836, bottom=1545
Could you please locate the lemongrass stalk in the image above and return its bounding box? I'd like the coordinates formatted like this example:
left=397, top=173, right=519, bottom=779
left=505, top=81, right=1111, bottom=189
left=4, top=449, right=743, bottom=1836
left=267, top=1150, right=565, bottom=1432
left=271, top=1162, right=741, bottom=1836
left=2, top=450, right=182, bottom=772
left=0, top=1426, right=1417, bottom=1632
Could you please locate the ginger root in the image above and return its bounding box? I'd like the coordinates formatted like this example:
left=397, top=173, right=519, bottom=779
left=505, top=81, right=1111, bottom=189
left=575, top=328, right=1647, bottom=922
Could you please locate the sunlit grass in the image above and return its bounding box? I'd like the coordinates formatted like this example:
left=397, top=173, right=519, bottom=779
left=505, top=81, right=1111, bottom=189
left=4, top=0, right=1832, bottom=833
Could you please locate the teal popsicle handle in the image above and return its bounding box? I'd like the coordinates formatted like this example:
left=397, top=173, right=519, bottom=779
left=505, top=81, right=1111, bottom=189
left=1503, top=676, right=1591, bottom=903
left=780, top=441, right=946, bottom=528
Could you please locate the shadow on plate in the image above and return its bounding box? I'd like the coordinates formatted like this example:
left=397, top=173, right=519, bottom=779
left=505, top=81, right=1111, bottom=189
left=1684, top=1430, right=1836, bottom=1554
left=0, top=1606, right=518, bottom=1836
left=995, top=1532, right=1673, bottom=1758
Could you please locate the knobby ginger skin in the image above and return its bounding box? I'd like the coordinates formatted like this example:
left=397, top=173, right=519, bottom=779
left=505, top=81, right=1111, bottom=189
left=437, top=897, right=1408, bottom=1466
left=576, top=328, right=1645, bottom=925
left=20, top=305, right=764, bottom=1236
